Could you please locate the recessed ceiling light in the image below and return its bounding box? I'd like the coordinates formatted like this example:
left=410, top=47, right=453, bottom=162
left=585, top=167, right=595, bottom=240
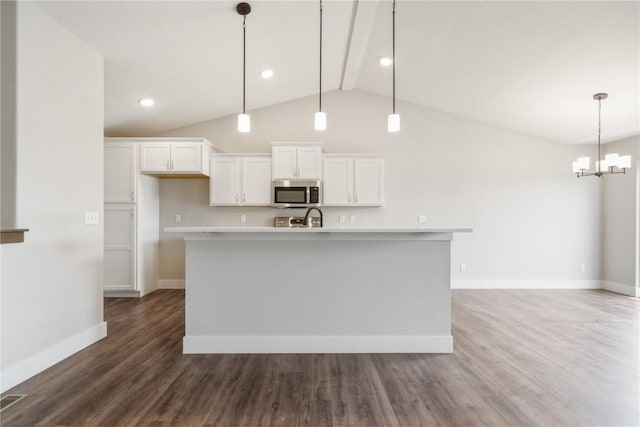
left=139, top=98, right=155, bottom=107
left=260, top=69, right=274, bottom=79
left=379, top=57, right=393, bottom=67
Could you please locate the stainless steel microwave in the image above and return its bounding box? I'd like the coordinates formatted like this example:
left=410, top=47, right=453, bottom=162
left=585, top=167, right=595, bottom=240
left=272, top=180, right=321, bottom=208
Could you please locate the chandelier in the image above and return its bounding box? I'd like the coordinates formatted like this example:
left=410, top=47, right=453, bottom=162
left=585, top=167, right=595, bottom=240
left=572, top=93, right=631, bottom=177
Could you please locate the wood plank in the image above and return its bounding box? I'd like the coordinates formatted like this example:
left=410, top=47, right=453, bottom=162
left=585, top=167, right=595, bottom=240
left=0, top=228, right=28, bottom=244
left=1, top=289, right=638, bottom=426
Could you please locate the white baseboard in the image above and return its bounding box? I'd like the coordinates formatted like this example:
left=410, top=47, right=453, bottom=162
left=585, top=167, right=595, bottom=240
left=104, top=290, right=140, bottom=298
left=602, top=281, right=639, bottom=297
left=183, top=335, right=453, bottom=354
left=158, top=280, right=185, bottom=289
left=0, top=322, right=107, bottom=393
left=451, top=279, right=601, bottom=289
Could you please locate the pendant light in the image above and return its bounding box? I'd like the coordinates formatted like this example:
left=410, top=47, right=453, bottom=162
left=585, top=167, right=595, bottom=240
left=237, top=2, right=251, bottom=133
left=387, top=0, right=400, bottom=132
left=572, top=93, right=632, bottom=177
left=314, top=0, right=327, bottom=131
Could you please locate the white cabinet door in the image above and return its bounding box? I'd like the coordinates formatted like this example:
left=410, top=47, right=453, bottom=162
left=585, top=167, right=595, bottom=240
left=211, top=158, right=241, bottom=205
left=105, top=143, right=136, bottom=202
left=323, top=159, right=353, bottom=206
left=242, top=158, right=272, bottom=205
left=296, top=147, right=322, bottom=179
left=140, top=143, right=171, bottom=172
left=272, top=147, right=297, bottom=179
left=354, top=159, right=385, bottom=206
left=171, top=143, right=202, bottom=172
left=104, top=205, right=135, bottom=291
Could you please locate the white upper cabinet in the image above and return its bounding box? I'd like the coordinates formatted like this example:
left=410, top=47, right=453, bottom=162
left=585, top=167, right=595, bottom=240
left=323, top=156, right=385, bottom=207
left=170, top=143, right=203, bottom=172
left=140, top=143, right=172, bottom=172
left=105, top=143, right=136, bottom=202
left=210, top=156, right=271, bottom=206
left=354, top=158, right=385, bottom=206
left=323, top=158, right=353, bottom=206
left=272, top=147, right=297, bottom=180
left=296, top=146, right=322, bottom=179
left=271, top=143, right=322, bottom=179
left=140, top=140, right=212, bottom=176
left=211, top=158, right=241, bottom=205
left=242, top=158, right=272, bottom=205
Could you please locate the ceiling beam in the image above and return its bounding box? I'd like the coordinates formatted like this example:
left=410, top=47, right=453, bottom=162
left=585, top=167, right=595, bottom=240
left=340, top=0, right=379, bottom=91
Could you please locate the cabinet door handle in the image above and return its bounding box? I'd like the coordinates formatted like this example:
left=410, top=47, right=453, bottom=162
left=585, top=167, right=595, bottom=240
left=355, top=194, right=359, bottom=203
left=243, top=193, right=246, bottom=203
left=166, top=160, right=170, bottom=170
left=235, top=194, right=239, bottom=203
left=171, top=159, right=174, bottom=170
left=348, top=194, right=351, bottom=203
left=293, top=168, right=297, bottom=177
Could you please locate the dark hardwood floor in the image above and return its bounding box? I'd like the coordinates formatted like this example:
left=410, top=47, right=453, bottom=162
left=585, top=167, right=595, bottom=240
left=1, top=289, right=638, bottom=426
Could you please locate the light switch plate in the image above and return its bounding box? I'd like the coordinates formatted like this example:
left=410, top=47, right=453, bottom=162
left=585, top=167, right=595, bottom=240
left=85, top=211, right=99, bottom=225
left=350, top=215, right=356, bottom=224
left=175, top=214, right=182, bottom=223
left=339, top=215, right=346, bottom=223
left=418, top=215, right=427, bottom=223
left=460, top=263, right=467, bottom=272
left=240, top=215, right=247, bottom=223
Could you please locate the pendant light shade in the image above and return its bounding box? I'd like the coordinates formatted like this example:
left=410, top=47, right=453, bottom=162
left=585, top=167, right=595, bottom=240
left=237, top=3, right=251, bottom=133
left=237, top=113, right=250, bottom=133
left=314, top=111, right=327, bottom=131
left=388, top=0, right=399, bottom=133
left=387, top=114, right=400, bottom=132
left=315, top=0, right=326, bottom=131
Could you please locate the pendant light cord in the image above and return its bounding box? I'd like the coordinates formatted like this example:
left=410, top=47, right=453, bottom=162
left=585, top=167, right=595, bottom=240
left=243, top=15, right=246, bottom=115
left=319, top=0, right=323, bottom=112
left=597, top=97, right=601, bottom=166
left=392, top=0, right=396, bottom=114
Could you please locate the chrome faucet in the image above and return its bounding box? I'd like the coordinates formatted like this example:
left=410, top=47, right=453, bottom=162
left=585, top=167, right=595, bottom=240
left=303, top=207, right=323, bottom=227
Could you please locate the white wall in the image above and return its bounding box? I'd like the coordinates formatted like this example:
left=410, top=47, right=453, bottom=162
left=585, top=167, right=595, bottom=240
left=157, top=90, right=602, bottom=287
left=0, top=1, right=105, bottom=392
left=602, top=136, right=640, bottom=295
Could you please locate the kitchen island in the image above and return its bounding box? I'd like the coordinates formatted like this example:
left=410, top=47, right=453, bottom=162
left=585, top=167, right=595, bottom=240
left=165, top=227, right=471, bottom=354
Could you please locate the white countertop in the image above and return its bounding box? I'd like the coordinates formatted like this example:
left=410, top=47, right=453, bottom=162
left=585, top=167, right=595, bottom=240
left=164, top=226, right=472, bottom=233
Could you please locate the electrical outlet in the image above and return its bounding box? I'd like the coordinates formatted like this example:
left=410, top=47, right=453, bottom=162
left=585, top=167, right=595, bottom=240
left=175, top=214, right=182, bottom=223
left=240, top=215, right=247, bottom=223
left=84, top=211, right=99, bottom=225
left=580, top=264, right=586, bottom=273
left=339, top=215, right=346, bottom=223
left=418, top=215, right=427, bottom=223
left=350, top=215, right=356, bottom=224
left=460, top=263, right=467, bottom=272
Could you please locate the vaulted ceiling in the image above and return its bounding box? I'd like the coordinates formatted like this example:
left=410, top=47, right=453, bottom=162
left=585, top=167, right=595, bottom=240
left=36, top=0, right=639, bottom=144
